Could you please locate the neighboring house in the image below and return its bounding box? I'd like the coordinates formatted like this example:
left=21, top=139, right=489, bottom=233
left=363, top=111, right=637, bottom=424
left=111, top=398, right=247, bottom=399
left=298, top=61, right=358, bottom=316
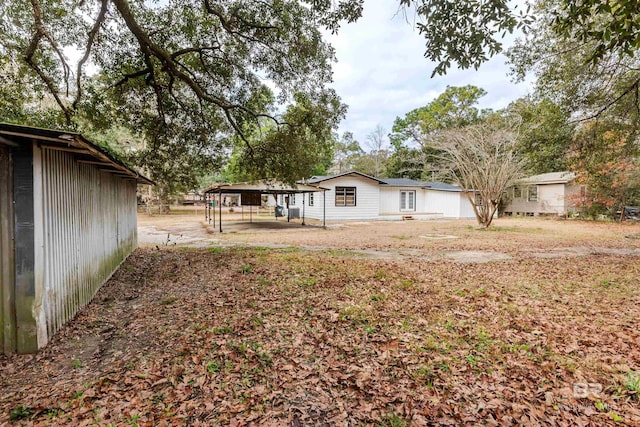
left=503, top=171, right=581, bottom=217
left=179, top=191, right=204, bottom=205
left=0, top=123, right=152, bottom=354
left=288, top=171, right=477, bottom=221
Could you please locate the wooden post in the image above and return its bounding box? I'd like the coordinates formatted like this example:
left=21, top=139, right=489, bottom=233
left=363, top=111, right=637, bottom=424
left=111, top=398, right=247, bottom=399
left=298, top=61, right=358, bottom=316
left=0, top=143, right=16, bottom=353
left=302, top=193, right=306, bottom=226
left=219, top=190, right=222, bottom=233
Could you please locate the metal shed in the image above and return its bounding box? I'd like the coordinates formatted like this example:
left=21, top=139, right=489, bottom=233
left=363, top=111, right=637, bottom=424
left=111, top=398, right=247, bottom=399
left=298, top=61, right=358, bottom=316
left=0, top=123, right=152, bottom=354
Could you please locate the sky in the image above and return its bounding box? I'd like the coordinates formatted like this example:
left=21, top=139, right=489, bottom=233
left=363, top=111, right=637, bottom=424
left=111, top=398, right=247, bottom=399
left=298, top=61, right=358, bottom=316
left=324, top=1, right=533, bottom=147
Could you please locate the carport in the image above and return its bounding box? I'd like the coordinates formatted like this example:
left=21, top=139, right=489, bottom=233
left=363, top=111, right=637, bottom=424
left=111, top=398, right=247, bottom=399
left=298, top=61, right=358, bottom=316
left=203, top=181, right=328, bottom=232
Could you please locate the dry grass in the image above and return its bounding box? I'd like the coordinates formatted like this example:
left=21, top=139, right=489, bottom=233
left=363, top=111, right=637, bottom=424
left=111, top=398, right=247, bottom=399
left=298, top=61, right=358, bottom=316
left=1, top=219, right=639, bottom=426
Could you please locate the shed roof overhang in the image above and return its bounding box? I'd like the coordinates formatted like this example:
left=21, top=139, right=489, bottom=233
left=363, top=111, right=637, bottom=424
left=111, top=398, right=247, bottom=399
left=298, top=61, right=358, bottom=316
left=0, top=123, right=154, bottom=185
left=204, top=181, right=328, bottom=195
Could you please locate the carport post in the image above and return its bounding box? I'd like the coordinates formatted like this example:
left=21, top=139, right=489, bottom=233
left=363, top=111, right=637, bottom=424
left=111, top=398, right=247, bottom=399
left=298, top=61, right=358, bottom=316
left=323, top=190, right=326, bottom=229
left=219, top=189, right=223, bottom=233
left=302, top=194, right=305, bottom=226
left=212, top=195, right=216, bottom=229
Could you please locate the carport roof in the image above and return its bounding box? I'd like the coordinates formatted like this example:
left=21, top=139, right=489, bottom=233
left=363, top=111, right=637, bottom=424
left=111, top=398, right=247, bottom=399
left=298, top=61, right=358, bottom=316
left=0, top=122, right=153, bottom=185
left=204, top=181, right=328, bottom=194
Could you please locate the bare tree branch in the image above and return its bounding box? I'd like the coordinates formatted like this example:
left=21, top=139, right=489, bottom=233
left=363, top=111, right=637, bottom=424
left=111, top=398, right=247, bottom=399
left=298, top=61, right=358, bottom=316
left=24, top=0, right=72, bottom=123
left=73, top=0, right=109, bottom=110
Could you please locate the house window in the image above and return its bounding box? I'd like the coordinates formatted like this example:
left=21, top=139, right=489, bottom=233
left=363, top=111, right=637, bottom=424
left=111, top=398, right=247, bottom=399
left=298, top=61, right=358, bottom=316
left=475, top=192, right=483, bottom=206
left=290, top=194, right=296, bottom=205
left=400, top=190, right=415, bottom=211
left=335, top=186, right=356, bottom=206
left=308, top=192, right=314, bottom=206
left=528, top=186, right=538, bottom=202
left=513, top=186, right=522, bottom=199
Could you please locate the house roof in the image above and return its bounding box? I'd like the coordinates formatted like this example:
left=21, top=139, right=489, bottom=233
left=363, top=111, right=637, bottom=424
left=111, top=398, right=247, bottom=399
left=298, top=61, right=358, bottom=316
left=0, top=122, right=153, bottom=185
left=306, top=171, right=386, bottom=184
left=377, top=177, right=426, bottom=187
left=204, top=181, right=328, bottom=194
left=423, top=181, right=464, bottom=192
left=304, top=172, right=465, bottom=192
left=518, top=171, right=576, bottom=185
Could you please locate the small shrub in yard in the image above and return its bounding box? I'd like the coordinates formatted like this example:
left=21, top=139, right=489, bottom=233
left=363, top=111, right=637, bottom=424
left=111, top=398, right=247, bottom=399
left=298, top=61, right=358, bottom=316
left=241, top=264, right=253, bottom=274
left=207, top=361, right=220, bottom=374
left=10, top=404, right=33, bottom=420
left=626, top=371, right=640, bottom=398
left=379, top=413, right=408, bottom=427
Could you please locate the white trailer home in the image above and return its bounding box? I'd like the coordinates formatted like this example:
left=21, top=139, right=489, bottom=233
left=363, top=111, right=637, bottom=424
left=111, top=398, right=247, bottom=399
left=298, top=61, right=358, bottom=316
left=288, top=171, right=477, bottom=222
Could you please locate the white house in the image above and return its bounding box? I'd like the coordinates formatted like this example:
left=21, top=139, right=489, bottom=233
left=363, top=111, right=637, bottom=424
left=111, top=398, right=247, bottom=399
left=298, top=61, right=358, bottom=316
left=285, top=171, right=477, bottom=221
left=503, top=171, right=582, bottom=216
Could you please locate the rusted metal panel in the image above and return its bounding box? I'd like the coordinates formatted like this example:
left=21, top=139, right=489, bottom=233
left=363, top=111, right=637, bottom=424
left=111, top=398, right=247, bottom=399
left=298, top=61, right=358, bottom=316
left=0, top=144, right=16, bottom=353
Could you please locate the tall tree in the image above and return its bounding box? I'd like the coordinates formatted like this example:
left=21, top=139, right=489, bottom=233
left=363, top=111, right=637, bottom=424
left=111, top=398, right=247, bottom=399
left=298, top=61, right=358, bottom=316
left=333, top=131, right=364, bottom=174
left=365, top=124, right=389, bottom=177
left=0, top=0, right=357, bottom=189
left=568, top=121, right=640, bottom=220
left=433, top=117, right=525, bottom=227
left=388, top=85, right=489, bottom=179
left=509, top=0, right=640, bottom=122
left=508, top=0, right=640, bottom=219
left=400, top=0, right=531, bottom=76
left=506, top=97, right=575, bottom=174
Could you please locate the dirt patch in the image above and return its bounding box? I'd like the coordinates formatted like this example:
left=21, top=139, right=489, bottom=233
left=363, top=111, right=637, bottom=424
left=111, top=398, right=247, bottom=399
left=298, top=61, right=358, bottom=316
left=529, top=246, right=640, bottom=259
left=419, top=233, right=459, bottom=240
left=138, top=213, right=640, bottom=263
left=442, top=250, right=512, bottom=263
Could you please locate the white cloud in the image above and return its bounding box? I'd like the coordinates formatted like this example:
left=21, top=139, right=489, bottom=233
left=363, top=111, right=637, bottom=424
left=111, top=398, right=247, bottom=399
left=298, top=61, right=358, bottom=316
left=325, top=0, right=533, bottom=145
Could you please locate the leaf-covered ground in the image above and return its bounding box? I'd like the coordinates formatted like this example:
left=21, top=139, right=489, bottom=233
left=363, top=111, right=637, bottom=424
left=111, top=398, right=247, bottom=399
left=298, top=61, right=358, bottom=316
left=2, top=222, right=640, bottom=426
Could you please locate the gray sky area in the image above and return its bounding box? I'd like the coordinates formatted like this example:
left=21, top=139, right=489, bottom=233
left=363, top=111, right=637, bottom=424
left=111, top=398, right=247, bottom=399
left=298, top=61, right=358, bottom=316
left=324, top=1, right=533, bottom=146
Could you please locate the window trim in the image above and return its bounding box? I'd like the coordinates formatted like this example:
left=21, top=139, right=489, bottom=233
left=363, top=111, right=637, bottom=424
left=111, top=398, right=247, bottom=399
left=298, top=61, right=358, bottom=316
left=513, top=186, right=522, bottom=199
left=527, top=185, right=538, bottom=202
left=400, top=190, right=416, bottom=212
left=308, top=192, right=314, bottom=206
left=335, top=186, right=356, bottom=207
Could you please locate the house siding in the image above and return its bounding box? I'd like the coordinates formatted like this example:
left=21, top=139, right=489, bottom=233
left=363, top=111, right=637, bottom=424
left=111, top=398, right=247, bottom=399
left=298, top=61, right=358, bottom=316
left=379, top=187, right=424, bottom=214
left=458, top=192, right=478, bottom=219
left=301, top=176, right=380, bottom=221
left=290, top=174, right=477, bottom=222
left=506, top=183, right=578, bottom=216
left=426, top=190, right=463, bottom=218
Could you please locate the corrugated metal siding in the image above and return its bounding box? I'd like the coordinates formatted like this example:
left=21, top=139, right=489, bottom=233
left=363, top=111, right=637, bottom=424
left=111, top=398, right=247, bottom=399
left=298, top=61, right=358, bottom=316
left=39, top=148, right=137, bottom=343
